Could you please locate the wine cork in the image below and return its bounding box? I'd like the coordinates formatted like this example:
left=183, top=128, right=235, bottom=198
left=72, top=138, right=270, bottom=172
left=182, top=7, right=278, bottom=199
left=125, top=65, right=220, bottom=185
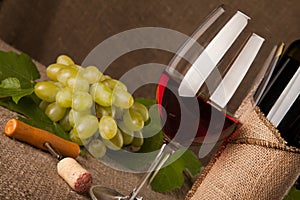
left=57, top=157, right=92, bottom=193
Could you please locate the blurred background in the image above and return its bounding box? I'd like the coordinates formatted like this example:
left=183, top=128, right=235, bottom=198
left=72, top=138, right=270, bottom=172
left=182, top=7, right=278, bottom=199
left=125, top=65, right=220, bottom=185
left=0, top=0, right=299, bottom=64
left=0, top=0, right=299, bottom=101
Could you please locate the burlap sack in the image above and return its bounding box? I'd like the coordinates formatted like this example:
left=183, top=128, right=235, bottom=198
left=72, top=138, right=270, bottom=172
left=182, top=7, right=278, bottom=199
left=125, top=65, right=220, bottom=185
left=185, top=104, right=300, bottom=200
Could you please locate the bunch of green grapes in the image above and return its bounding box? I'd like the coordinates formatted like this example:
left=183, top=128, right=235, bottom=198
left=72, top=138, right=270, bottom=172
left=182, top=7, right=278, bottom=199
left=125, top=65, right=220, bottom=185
left=34, top=55, right=149, bottom=158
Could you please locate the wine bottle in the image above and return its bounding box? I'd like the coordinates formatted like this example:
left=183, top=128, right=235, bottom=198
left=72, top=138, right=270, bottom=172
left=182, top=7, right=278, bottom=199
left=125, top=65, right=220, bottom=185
left=277, top=94, right=300, bottom=148
left=296, top=176, right=300, bottom=190
left=257, top=39, right=300, bottom=148
left=256, top=39, right=300, bottom=190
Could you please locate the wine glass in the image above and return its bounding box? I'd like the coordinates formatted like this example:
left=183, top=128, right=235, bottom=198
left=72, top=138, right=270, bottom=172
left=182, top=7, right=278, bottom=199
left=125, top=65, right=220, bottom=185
left=156, top=5, right=274, bottom=161
left=84, top=4, right=275, bottom=200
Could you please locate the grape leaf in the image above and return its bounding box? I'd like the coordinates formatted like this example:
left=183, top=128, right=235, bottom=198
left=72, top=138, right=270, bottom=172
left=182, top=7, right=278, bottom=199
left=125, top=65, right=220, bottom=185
left=0, top=51, right=40, bottom=88
left=0, top=51, right=39, bottom=103
left=0, top=87, right=34, bottom=103
left=135, top=97, right=156, bottom=107
left=0, top=77, right=34, bottom=103
left=0, top=50, right=69, bottom=140
left=139, top=130, right=163, bottom=153
left=284, top=187, right=300, bottom=200
left=0, top=77, right=21, bottom=88
left=0, top=96, right=70, bottom=141
left=150, top=148, right=201, bottom=192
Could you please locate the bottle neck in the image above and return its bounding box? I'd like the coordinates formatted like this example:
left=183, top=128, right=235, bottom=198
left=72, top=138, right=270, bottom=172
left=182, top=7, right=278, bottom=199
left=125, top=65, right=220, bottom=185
left=286, top=39, right=300, bottom=62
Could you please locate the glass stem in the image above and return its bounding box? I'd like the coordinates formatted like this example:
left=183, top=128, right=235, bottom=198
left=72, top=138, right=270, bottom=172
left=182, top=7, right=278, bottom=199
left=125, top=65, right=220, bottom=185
left=128, top=144, right=172, bottom=200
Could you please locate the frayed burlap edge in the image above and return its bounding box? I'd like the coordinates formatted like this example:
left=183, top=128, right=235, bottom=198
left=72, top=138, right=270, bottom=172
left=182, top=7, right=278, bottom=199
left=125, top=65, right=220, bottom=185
left=232, top=106, right=300, bottom=154
left=184, top=141, right=228, bottom=200
left=184, top=132, right=240, bottom=200
left=185, top=106, right=300, bottom=200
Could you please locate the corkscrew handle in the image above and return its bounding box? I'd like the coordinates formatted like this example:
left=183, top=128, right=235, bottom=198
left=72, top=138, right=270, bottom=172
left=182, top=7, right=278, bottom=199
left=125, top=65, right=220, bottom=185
left=4, top=118, right=80, bottom=158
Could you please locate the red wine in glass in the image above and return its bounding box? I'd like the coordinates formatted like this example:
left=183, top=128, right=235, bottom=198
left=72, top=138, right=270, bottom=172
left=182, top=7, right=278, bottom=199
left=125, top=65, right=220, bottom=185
left=156, top=72, right=239, bottom=144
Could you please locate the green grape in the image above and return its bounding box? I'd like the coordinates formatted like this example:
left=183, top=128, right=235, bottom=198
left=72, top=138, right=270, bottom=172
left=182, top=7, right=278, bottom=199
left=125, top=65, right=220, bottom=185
left=99, top=116, right=117, bottom=139
left=57, top=67, right=78, bottom=85
left=88, top=139, right=106, bottom=158
left=70, top=64, right=83, bottom=70
left=67, top=77, right=89, bottom=92
left=118, top=122, right=134, bottom=145
left=45, top=102, right=66, bottom=122
left=69, top=128, right=90, bottom=146
left=131, top=130, right=144, bottom=147
left=68, top=109, right=90, bottom=127
left=90, top=82, right=112, bottom=107
left=59, top=109, right=72, bottom=132
left=81, top=66, right=103, bottom=84
left=123, top=110, right=144, bottom=131
left=46, top=63, right=66, bottom=81
left=74, top=115, right=99, bottom=139
left=112, top=89, right=133, bottom=109
left=103, top=129, right=123, bottom=150
left=39, top=100, right=50, bottom=111
left=53, top=81, right=64, bottom=88
left=95, top=104, right=114, bottom=119
left=56, top=87, right=72, bottom=108
left=100, top=75, right=111, bottom=81
left=69, top=128, right=83, bottom=146
left=56, top=55, right=75, bottom=66
left=112, top=106, right=124, bottom=120
left=102, top=79, right=127, bottom=91
left=34, top=81, right=59, bottom=102
left=72, top=91, right=93, bottom=111
left=130, top=102, right=149, bottom=121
